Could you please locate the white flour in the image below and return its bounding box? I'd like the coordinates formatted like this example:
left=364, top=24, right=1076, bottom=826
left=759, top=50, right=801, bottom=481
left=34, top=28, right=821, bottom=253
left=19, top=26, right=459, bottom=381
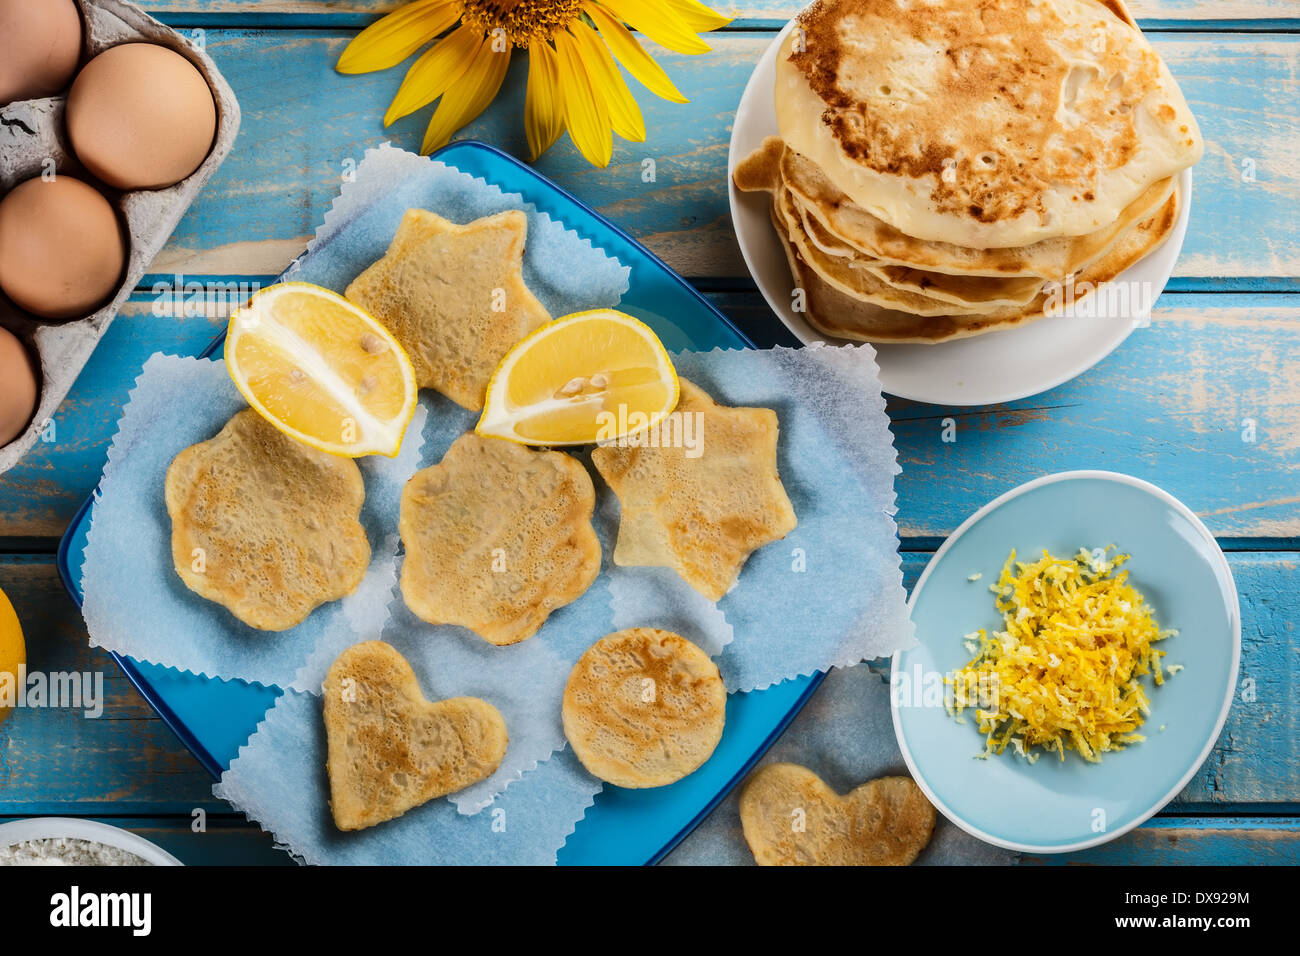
left=0, top=837, right=151, bottom=866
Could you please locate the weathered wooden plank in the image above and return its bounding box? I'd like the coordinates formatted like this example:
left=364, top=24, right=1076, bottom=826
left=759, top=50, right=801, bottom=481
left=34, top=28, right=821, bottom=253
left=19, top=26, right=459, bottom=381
left=129, top=1, right=1300, bottom=24
left=0, top=550, right=1291, bottom=813
left=1186, top=553, right=1300, bottom=805
left=129, top=30, right=1300, bottom=280
left=1023, top=818, right=1300, bottom=865
left=1, top=294, right=1295, bottom=539
left=0, top=300, right=227, bottom=539
left=0, top=558, right=219, bottom=815
left=889, top=295, right=1300, bottom=540
left=8, top=814, right=1290, bottom=865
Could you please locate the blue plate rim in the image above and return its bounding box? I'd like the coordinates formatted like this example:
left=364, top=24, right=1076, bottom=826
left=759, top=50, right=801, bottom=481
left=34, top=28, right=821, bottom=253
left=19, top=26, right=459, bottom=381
left=55, top=139, right=828, bottom=865
left=56, top=496, right=232, bottom=778
left=889, top=468, right=1242, bottom=854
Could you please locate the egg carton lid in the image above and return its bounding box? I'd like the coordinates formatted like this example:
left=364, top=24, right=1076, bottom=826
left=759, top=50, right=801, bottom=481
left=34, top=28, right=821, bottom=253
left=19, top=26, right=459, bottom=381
left=0, top=0, right=241, bottom=476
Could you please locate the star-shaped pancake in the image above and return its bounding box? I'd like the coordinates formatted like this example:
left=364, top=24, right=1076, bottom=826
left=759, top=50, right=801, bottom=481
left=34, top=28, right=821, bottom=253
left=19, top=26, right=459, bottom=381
left=346, top=209, right=551, bottom=411
left=592, top=378, right=797, bottom=601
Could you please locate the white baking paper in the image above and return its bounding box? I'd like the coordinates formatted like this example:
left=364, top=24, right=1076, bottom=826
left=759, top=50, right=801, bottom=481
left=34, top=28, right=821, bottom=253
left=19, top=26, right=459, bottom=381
left=80, top=354, right=426, bottom=689
left=214, top=688, right=601, bottom=865
left=79, top=143, right=630, bottom=690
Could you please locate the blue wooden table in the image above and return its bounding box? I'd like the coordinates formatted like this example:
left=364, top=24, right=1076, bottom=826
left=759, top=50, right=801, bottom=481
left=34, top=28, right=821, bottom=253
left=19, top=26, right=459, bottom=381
left=0, top=0, right=1296, bottom=865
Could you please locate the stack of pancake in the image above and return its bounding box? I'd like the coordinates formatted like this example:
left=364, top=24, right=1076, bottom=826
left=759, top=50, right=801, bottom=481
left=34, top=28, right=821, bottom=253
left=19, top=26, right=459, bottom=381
left=734, top=0, right=1203, bottom=343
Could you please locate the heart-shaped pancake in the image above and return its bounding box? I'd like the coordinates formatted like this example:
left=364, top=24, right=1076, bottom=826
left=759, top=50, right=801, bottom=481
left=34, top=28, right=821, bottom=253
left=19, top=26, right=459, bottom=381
left=740, top=763, right=935, bottom=866
left=323, top=641, right=508, bottom=831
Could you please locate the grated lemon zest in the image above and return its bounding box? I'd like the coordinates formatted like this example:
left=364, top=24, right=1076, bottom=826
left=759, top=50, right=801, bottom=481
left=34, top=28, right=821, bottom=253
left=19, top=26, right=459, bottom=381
left=948, top=547, right=1175, bottom=763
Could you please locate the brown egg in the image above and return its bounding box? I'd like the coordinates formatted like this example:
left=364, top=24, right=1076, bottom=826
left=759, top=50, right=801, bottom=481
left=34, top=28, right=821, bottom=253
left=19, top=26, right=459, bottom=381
left=0, top=326, right=37, bottom=447
left=0, top=176, right=127, bottom=321
left=0, top=0, right=83, bottom=102
left=66, top=43, right=217, bottom=190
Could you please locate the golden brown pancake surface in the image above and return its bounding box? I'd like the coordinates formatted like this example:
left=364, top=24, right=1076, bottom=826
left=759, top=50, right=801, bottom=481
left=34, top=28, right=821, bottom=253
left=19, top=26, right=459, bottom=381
left=562, top=628, right=726, bottom=789
left=346, top=209, right=551, bottom=411
left=740, top=763, right=936, bottom=866
left=164, top=409, right=371, bottom=631
left=399, top=432, right=601, bottom=645
left=324, top=641, right=508, bottom=831
left=592, top=379, right=796, bottom=601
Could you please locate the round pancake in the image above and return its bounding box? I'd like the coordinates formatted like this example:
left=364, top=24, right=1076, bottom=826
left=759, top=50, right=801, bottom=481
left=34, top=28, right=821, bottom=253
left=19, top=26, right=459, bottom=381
left=776, top=186, right=1022, bottom=316
left=562, top=628, right=726, bottom=789
left=775, top=0, right=1202, bottom=247
left=732, top=134, right=1175, bottom=307
left=781, top=144, right=1176, bottom=281
left=771, top=185, right=1180, bottom=342
left=787, top=192, right=1047, bottom=308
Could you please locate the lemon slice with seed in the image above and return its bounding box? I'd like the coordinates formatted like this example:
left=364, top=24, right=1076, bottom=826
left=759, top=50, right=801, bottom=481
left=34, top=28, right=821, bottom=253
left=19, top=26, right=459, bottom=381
left=224, top=282, right=417, bottom=457
left=477, top=309, right=679, bottom=446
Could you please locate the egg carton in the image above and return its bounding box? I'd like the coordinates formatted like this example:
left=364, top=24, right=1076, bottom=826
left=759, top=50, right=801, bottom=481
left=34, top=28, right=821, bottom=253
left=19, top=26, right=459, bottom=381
left=0, top=0, right=240, bottom=476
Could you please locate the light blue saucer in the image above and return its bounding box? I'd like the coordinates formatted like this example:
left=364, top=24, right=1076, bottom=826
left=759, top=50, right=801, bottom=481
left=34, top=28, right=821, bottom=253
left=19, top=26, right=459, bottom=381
left=892, top=471, right=1240, bottom=853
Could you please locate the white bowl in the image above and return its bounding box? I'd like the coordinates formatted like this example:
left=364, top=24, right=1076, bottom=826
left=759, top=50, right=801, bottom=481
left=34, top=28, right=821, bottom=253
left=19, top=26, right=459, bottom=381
left=0, top=817, right=183, bottom=866
left=727, top=17, right=1192, bottom=407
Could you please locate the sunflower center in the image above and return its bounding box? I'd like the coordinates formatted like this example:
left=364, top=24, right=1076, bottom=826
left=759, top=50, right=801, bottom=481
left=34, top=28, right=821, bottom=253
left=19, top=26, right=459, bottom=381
left=458, top=0, right=585, bottom=48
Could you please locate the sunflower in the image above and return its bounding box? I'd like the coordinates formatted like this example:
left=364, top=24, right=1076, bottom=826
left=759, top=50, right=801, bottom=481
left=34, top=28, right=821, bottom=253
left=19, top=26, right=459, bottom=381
left=337, top=0, right=731, bottom=167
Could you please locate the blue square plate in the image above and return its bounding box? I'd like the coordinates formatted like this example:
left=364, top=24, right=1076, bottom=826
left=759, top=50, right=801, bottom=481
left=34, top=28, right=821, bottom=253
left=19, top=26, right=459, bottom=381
left=57, top=141, right=823, bottom=866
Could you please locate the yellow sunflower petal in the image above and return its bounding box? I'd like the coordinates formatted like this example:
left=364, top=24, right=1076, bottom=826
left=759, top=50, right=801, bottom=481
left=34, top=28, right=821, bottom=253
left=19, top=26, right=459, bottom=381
left=525, top=41, right=565, bottom=161
left=421, top=38, right=511, bottom=154
left=554, top=29, right=612, bottom=168
left=571, top=20, right=645, bottom=144
left=596, top=0, right=712, bottom=55
left=583, top=2, right=688, bottom=104
left=384, top=23, right=482, bottom=126
left=337, top=0, right=459, bottom=74
left=662, top=0, right=732, bottom=33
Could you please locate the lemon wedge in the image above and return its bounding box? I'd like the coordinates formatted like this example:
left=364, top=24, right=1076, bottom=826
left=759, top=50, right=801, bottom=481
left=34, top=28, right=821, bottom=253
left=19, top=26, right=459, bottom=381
left=224, top=282, right=417, bottom=457
left=0, top=584, right=24, bottom=727
left=476, top=309, right=679, bottom=446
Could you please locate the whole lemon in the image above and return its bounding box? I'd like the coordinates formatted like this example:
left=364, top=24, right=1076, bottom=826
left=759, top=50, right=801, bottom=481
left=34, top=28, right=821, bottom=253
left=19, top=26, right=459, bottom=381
left=0, top=583, right=24, bottom=726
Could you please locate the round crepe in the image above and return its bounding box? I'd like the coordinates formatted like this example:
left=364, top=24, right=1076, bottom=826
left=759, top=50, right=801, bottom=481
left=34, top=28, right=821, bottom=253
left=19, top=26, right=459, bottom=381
left=774, top=0, right=1202, bottom=247
left=780, top=188, right=1048, bottom=309
left=734, top=133, right=1175, bottom=302
left=770, top=185, right=1180, bottom=343
left=777, top=186, right=1031, bottom=316
left=562, top=628, right=726, bottom=789
left=781, top=143, right=1176, bottom=282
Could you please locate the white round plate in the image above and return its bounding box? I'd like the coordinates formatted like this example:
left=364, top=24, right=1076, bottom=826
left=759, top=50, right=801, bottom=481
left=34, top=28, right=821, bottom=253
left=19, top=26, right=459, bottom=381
left=0, top=817, right=183, bottom=865
left=727, top=19, right=1193, bottom=407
